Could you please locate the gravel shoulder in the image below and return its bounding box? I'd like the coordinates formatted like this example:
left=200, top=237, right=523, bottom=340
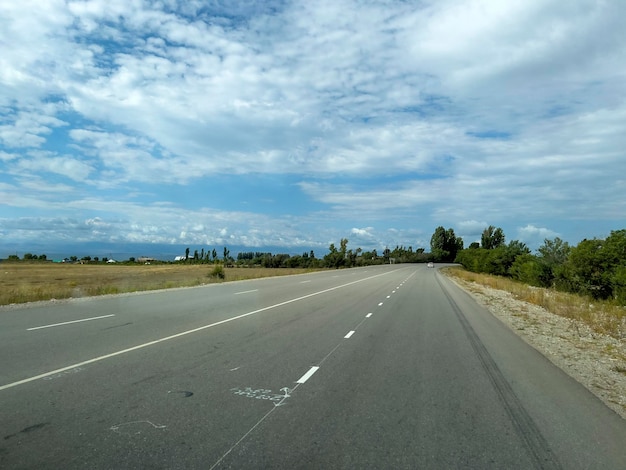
left=446, top=274, right=626, bottom=420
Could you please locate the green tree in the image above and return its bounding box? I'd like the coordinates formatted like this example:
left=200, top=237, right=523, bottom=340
left=185, top=247, right=190, bottom=261
left=223, top=247, right=230, bottom=263
left=430, top=226, right=463, bottom=262
left=324, top=242, right=344, bottom=268
left=537, top=237, right=571, bottom=288
left=538, top=237, right=570, bottom=266
left=605, top=230, right=626, bottom=303
left=563, top=230, right=626, bottom=301
left=323, top=240, right=352, bottom=268
left=481, top=226, right=505, bottom=249
left=563, top=238, right=610, bottom=298
left=509, top=253, right=547, bottom=286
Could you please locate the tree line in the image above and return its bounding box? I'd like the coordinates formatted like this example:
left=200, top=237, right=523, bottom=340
left=5, top=225, right=624, bottom=304
left=454, top=226, right=626, bottom=304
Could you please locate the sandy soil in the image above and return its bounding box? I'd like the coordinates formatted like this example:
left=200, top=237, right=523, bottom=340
left=447, top=275, right=626, bottom=420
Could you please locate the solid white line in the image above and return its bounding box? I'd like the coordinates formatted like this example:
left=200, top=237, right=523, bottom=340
left=344, top=330, right=355, bottom=339
left=27, top=314, right=115, bottom=331
left=1, top=269, right=399, bottom=392
left=366, top=313, right=372, bottom=318
left=234, top=289, right=258, bottom=295
left=296, top=366, right=319, bottom=384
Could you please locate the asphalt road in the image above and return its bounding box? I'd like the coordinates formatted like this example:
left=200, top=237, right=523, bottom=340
left=1, top=265, right=625, bottom=469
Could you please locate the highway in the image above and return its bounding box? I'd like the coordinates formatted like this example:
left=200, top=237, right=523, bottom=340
left=1, top=265, right=625, bottom=469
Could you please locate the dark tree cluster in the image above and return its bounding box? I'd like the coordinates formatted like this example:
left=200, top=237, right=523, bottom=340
left=455, top=227, right=626, bottom=304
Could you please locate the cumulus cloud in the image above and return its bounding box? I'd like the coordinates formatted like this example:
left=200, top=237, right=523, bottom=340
left=517, top=224, right=558, bottom=239
left=351, top=227, right=375, bottom=238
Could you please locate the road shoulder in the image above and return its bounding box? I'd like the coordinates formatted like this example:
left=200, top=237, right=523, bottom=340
left=444, top=273, right=626, bottom=420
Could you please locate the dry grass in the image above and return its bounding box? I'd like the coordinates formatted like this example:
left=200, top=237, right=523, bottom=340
left=0, top=263, right=321, bottom=306
left=443, top=267, right=626, bottom=340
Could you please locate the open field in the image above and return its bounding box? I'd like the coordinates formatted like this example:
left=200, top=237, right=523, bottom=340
left=443, top=267, right=626, bottom=340
left=0, top=263, right=321, bottom=306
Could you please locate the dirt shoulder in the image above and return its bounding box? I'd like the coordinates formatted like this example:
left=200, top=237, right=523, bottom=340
left=444, top=273, right=626, bottom=420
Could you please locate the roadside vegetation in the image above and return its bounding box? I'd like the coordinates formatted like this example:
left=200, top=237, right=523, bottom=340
left=0, top=264, right=320, bottom=306
left=443, top=267, right=626, bottom=340
left=3, top=225, right=624, bottom=316
left=445, top=226, right=626, bottom=340
left=453, top=227, right=626, bottom=305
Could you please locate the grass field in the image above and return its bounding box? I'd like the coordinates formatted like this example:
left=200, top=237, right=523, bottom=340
left=443, top=266, right=626, bottom=340
left=0, top=263, right=321, bottom=306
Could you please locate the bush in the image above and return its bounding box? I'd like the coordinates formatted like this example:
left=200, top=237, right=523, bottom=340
left=209, top=264, right=225, bottom=280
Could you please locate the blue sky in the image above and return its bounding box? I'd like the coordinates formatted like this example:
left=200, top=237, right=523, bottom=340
left=1, top=0, right=625, bottom=259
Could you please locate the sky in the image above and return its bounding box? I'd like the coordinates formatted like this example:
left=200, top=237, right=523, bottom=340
left=1, top=0, right=625, bottom=259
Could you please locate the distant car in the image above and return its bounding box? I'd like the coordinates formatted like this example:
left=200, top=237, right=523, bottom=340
left=427, top=262, right=434, bottom=268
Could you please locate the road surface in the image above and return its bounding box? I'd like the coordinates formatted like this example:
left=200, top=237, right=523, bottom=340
left=1, top=265, right=625, bottom=469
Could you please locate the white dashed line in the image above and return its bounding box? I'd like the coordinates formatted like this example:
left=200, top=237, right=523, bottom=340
left=378, top=302, right=384, bottom=306
left=366, top=313, right=372, bottom=318
left=234, top=289, right=258, bottom=295
left=27, top=314, right=115, bottom=331
left=344, top=330, right=355, bottom=339
left=296, top=366, right=320, bottom=384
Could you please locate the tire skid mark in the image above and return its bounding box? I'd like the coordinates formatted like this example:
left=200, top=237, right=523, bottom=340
left=436, top=274, right=562, bottom=470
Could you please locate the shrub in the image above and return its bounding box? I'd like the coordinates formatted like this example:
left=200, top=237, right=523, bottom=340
left=210, top=264, right=225, bottom=280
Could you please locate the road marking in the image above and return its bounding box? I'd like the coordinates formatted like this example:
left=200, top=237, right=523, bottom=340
left=234, top=289, right=258, bottom=295
left=366, top=313, right=372, bottom=318
left=344, top=330, right=355, bottom=339
left=1, top=269, right=400, bottom=392
left=296, top=366, right=320, bottom=384
left=378, top=302, right=383, bottom=306
left=386, top=295, right=391, bottom=298
left=299, top=280, right=311, bottom=284
left=27, top=314, right=115, bottom=331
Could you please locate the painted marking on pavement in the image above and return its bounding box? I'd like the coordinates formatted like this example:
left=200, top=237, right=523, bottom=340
left=230, top=387, right=289, bottom=404
left=27, top=314, right=115, bottom=331
left=344, top=330, right=355, bottom=339
left=42, top=367, right=84, bottom=381
left=296, top=366, right=320, bottom=384
left=366, top=313, right=373, bottom=318
left=299, top=280, right=311, bottom=284
left=378, top=302, right=384, bottom=306
left=234, top=289, right=258, bottom=295
left=2, top=269, right=399, bottom=392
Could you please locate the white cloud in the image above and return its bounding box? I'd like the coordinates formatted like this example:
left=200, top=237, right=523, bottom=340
left=16, top=154, right=93, bottom=181
left=1, top=1, right=625, bottom=253
left=517, top=224, right=558, bottom=240
left=351, top=227, right=375, bottom=238
left=0, top=109, right=67, bottom=148
left=457, top=220, right=489, bottom=236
